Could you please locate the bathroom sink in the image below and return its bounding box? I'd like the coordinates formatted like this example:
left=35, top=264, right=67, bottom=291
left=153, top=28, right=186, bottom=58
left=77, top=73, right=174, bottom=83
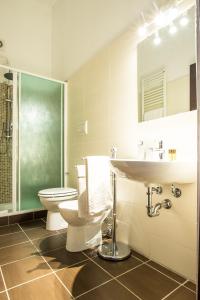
left=110, top=159, right=196, bottom=185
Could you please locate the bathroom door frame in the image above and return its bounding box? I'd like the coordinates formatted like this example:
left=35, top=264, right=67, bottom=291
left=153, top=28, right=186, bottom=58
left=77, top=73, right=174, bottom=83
left=197, top=0, right=200, bottom=298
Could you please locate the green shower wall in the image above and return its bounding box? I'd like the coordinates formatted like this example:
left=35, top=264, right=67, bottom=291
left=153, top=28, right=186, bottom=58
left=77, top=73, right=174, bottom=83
left=19, top=74, right=64, bottom=210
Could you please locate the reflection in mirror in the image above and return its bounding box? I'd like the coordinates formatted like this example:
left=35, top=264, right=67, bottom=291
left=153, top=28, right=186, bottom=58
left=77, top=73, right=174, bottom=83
left=137, top=6, right=196, bottom=122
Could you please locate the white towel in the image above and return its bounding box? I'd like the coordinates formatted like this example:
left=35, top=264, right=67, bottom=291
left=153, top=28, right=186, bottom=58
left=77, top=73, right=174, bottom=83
left=75, top=165, right=86, bottom=196
left=78, top=156, right=112, bottom=218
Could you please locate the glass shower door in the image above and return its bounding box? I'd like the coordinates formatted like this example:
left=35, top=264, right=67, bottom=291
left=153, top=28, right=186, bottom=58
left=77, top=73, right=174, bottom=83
left=19, top=73, right=64, bottom=211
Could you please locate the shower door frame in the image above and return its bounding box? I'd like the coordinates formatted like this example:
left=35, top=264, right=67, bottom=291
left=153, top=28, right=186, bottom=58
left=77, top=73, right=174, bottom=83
left=0, top=64, right=67, bottom=214
left=197, top=0, right=200, bottom=297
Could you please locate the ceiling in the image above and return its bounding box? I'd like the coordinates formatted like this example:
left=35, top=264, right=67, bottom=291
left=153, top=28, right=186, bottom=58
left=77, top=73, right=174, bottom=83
left=52, top=0, right=176, bottom=79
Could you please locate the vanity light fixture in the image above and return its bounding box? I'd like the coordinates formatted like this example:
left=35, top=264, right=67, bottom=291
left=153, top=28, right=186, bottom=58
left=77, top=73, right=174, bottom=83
left=138, top=24, right=148, bottom=37
left=179, top=13, right=189, bottom=26
left=169, top=22, right=178, bottom=35
left=153, top=2, right=167, bottom=27
left=153, top=32, right=161, bottom=45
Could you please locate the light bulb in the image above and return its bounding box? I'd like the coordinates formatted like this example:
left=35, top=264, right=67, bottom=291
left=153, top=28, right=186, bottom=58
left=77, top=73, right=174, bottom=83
left=155, top=12, right=166, bottom=26
left=138, top=24, right=148, bottom=37
left=169, top=22, right=177, bottom=35
left=168, top=7, right=178, bottom=21
left=180, top=15, right=189, bottom=26
left=153, top=32, right=161, bottom=45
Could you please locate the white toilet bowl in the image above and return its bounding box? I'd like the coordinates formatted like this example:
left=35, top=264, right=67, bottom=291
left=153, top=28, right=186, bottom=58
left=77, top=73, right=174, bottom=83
left=38, top=188, right=78, bottom=231
left=59, top=200, right=110, bottom=252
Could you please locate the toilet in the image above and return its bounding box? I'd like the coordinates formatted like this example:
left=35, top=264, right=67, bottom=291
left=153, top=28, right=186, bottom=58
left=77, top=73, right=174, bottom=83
left=58, top=159, right=112, bottom=252
left=38, top=187, right=78, bottom=231
left=59, top=201, right=110, bottom=252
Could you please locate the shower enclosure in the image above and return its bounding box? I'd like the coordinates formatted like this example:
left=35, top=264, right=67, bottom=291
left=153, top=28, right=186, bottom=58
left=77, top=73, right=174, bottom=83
left=0, top=65, right=65, bottom=215
left=0, top=68, right=13, bottom=213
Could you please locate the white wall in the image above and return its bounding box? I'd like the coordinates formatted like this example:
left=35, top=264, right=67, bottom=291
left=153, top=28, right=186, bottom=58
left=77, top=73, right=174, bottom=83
left=67, top=24, right=197, bottom=281
left=51, top=0, right=168, bottom=80
left=0, top=0, right=52, bottom=76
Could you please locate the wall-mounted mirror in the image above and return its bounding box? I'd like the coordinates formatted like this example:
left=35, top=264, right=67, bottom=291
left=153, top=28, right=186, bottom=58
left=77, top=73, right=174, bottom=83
left=137, top=6, right=196, bottom=122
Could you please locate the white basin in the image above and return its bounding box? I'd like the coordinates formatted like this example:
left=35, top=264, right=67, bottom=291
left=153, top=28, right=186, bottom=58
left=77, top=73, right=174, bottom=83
left=110, top=159, right=196, bottom=185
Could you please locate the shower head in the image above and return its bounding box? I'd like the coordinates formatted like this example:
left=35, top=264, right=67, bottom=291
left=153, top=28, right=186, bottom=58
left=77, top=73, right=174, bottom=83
left=4, top=71, right=13, bottom=81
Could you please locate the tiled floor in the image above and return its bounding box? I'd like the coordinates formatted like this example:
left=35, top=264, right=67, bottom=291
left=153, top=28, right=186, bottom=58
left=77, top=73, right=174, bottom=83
left=0, top=219, right=197, bottom=300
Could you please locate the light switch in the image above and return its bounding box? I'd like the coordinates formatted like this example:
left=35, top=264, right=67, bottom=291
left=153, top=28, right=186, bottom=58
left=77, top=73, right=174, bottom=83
left=77, top=120, right=88, bottom=135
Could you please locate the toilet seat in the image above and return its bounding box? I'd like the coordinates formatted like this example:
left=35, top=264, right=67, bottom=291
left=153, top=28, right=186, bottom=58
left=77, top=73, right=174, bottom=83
left=38, top=187, right=78, bottom=231
left=38, top=188, right=77, bottom=198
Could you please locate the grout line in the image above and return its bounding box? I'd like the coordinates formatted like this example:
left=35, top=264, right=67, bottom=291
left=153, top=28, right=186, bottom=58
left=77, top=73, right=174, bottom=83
left=144, top=261, right=188, bottom=286
left=131, top=254, right=149, bottom=263
left=115, top=261, right=147, bottom=279
left=161, top=279, right=189, bottom=300
left=53, top=258, right=90, bottom=275
left=25, top=232, right=59, bottom=242
left=1, top=254, right=38, bottom=268
left=82, top=251, right=143, bottom=300
left=18, top=224, right=74, bottom=299
left=75, top=278, right=114, bottom=299
left=0, top=266, right=10, bottom=300
left=0, top=240, right=30, bottom=251
left=81, top=252, right=115, bottom=279
left=6, top=273, right=54, bottom=292
left=0, top=230, right=23, bottom=237
left=0, top=223, right=18, bottom=228
left=114, top=277, right=142, bottom=300
left=0, top=245, right=68, bottom=268
left=181, top=281, right=196, bottom=294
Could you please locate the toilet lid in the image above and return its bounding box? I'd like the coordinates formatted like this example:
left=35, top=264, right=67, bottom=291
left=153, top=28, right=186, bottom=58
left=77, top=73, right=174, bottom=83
left=38, top=187, right=77, bottom=197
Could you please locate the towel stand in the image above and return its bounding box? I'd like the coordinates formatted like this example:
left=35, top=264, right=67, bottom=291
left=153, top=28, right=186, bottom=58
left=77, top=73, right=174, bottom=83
left=97, top=169, right=131, bottom=261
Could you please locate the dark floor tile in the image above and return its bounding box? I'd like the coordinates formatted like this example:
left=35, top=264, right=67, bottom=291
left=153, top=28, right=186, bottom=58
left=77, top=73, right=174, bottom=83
left=0, top=272, right=5, bottom=292
left=24, top=226, right=57, bottom=240
left=19, top=219, right=45, bottom=231
left=0, top=242, right=36, bottom=265
left=43, top=247, right=87, bottom=270
left=118, top=264, right=179, bottom=300
left=0, top=292, right=8, bottom=300
left=2, top=255, right=52, bottom=289
left=57, top=259, right=111, bottom=297
left=184, top=281, right=196, bottom=292
left=0, top=232, right=28, bottom=249
left=0, top=225, right=21, bottom=236
left=9, top=213, right=33, bottom=224
left=78, top=279, right=138, bottom=300
left=34, top=210, right=47, bottom=219
left=8, top=274, right=72, bottom=300
left=32, top=234, right=66, bottom=253
left=147, top=261, right=186, bottom=283
left=131, top=249, right=149, bottom=262
left=165, top=286, right=196, bottom=300
left=0, top=217, right=8, bottom=227
left=93, top=255, right=141, bottom=277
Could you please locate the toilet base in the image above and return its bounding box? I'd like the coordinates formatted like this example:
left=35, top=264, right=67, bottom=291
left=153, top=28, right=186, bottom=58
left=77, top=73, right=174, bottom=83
left=66, top=223, right=102, bottom=252
left=46, top=211, right=68, bottom=231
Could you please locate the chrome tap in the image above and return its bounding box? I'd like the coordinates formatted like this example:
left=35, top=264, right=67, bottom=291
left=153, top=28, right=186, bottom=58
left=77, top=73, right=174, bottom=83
left=149, top=140, right=165, bottom=160
left=111, top=146, right=117, bottom=159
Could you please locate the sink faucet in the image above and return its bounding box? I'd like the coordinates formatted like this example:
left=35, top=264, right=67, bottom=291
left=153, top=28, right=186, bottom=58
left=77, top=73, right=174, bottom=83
left=156, top=140, right=165, bottom=160
left=148, top=140, right=165, bottom=160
